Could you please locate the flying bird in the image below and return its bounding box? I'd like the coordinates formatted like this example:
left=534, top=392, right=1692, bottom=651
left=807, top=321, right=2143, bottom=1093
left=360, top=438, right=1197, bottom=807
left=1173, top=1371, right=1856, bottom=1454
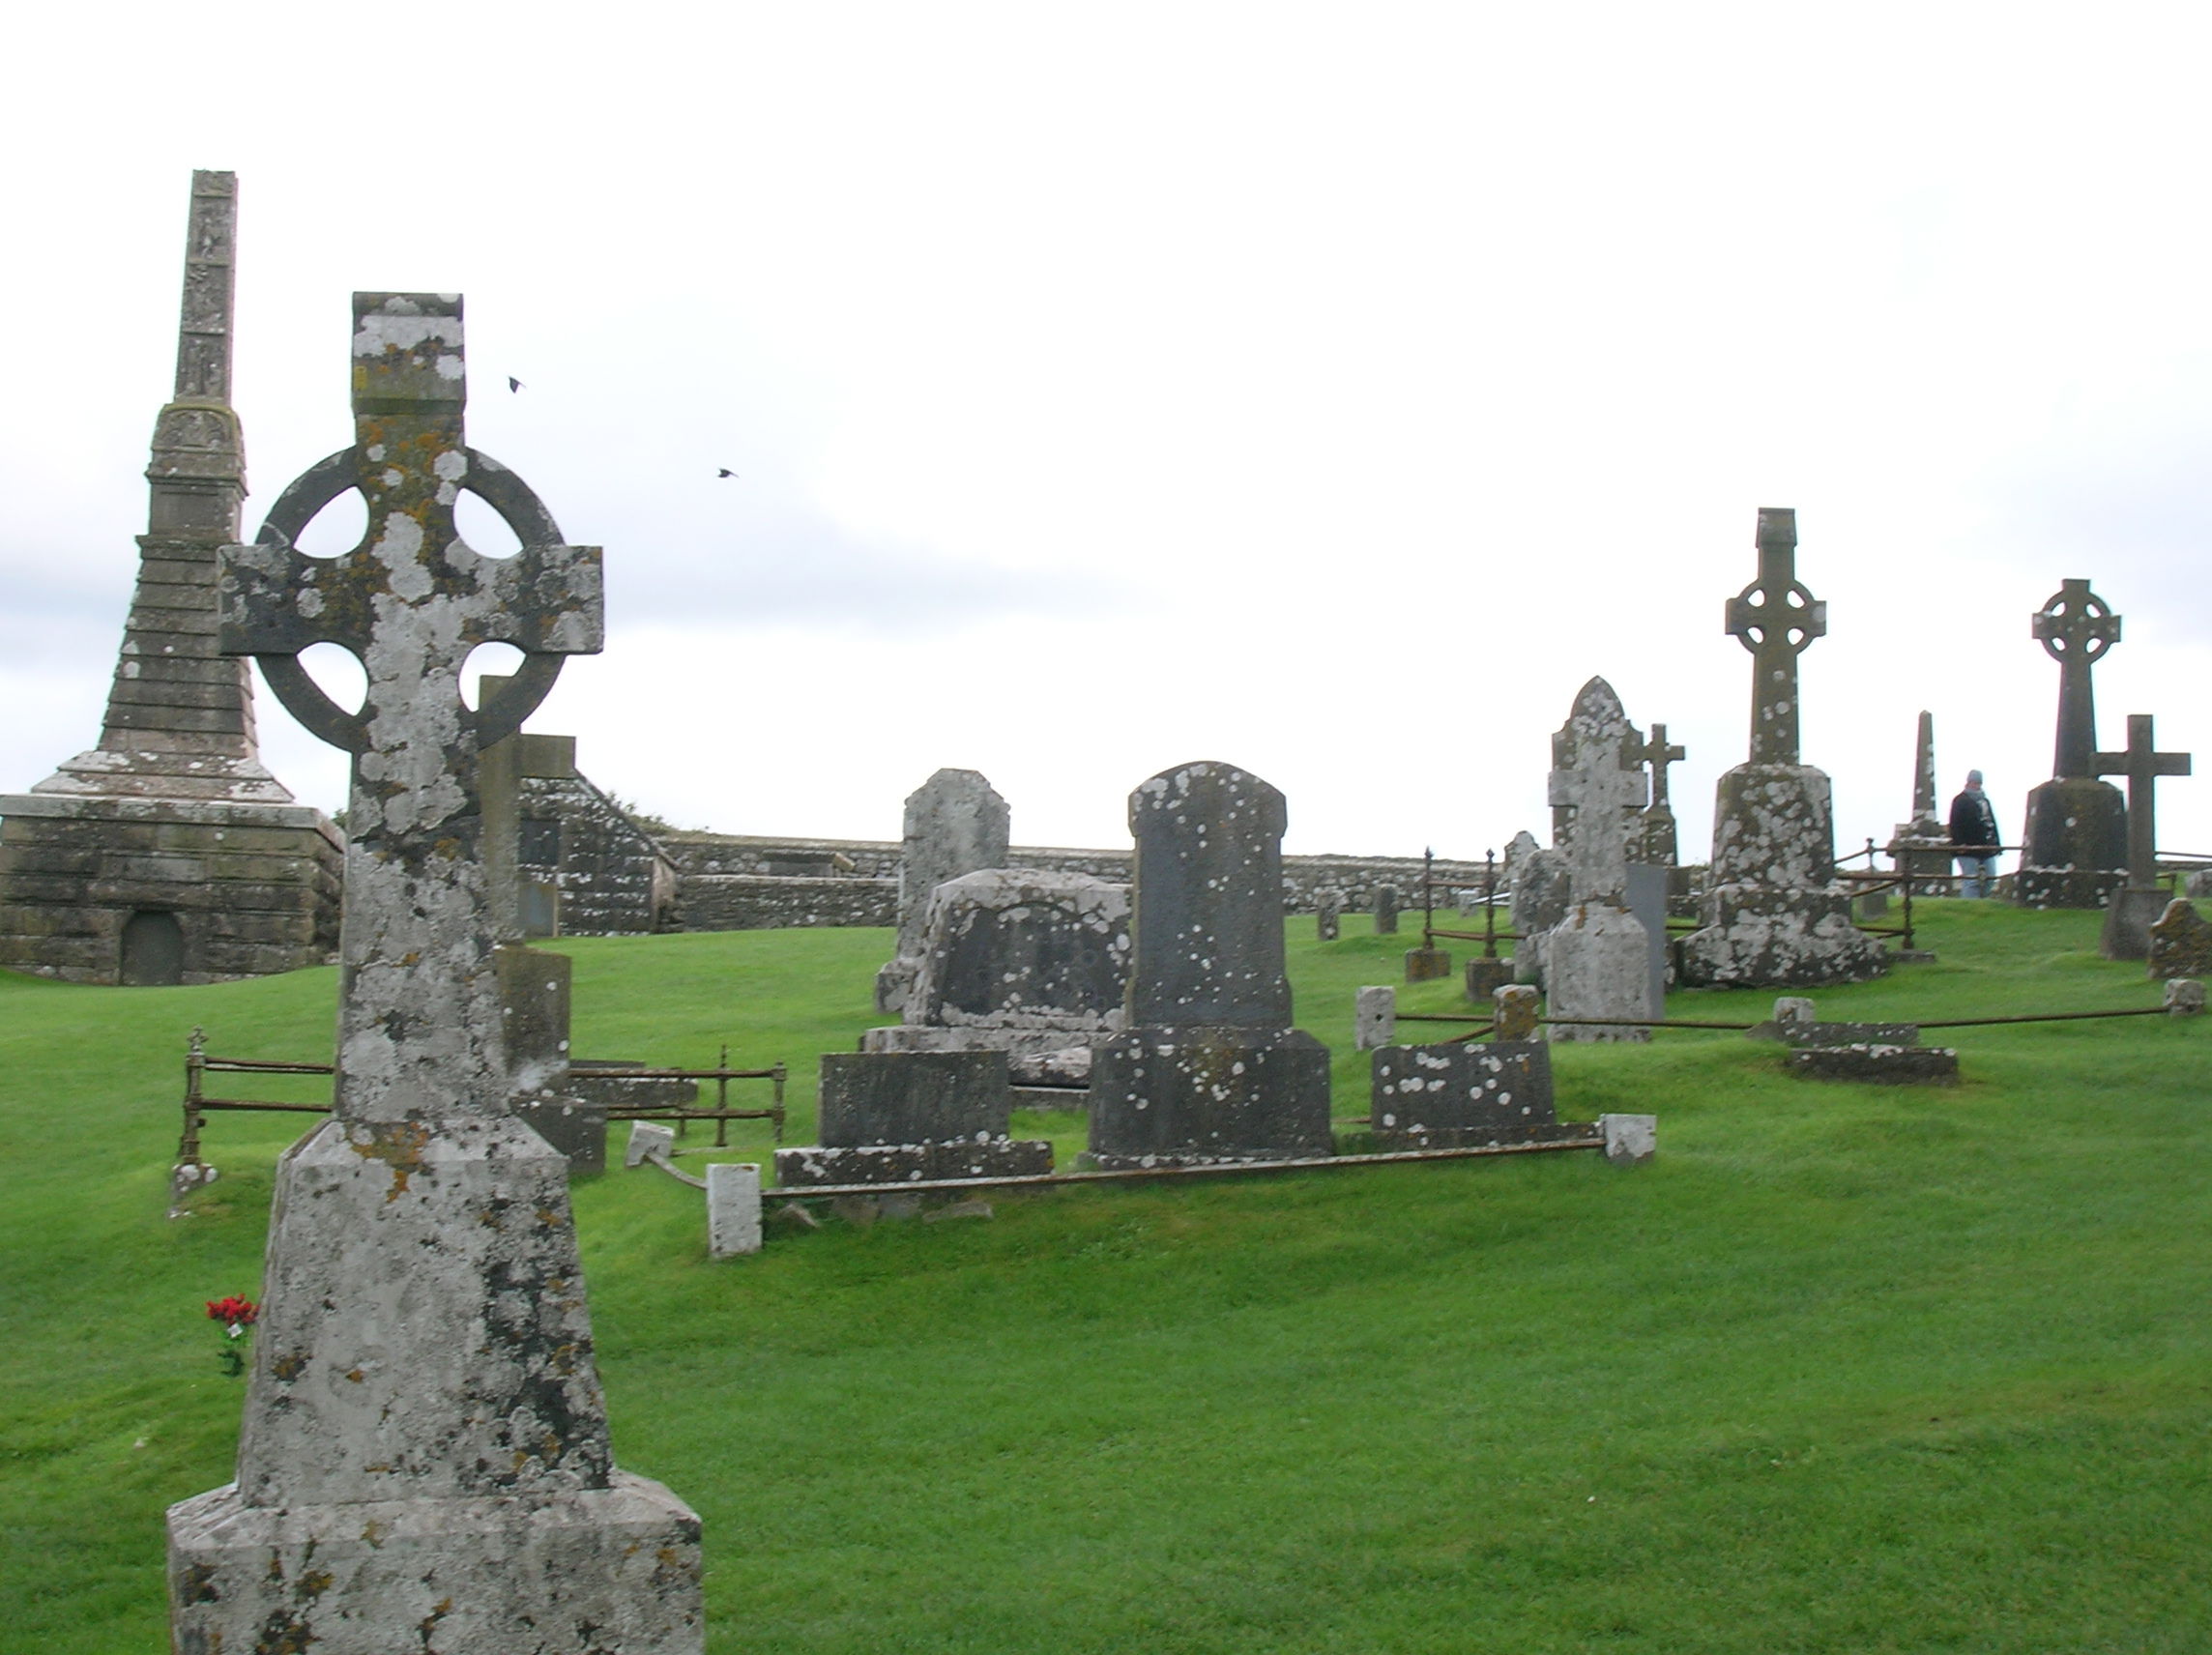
left=716, top=468, right=738, bottom=479
left=508, top=376, right=524, bottom=393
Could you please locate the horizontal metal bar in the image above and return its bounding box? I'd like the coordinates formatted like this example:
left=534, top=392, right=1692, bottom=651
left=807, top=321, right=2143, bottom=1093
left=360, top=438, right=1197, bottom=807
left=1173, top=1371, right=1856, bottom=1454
left=202, top=1059, right=335, bottom=1075
left=193, top=1098, right=332, bottom=1114
left=760, top=1131, right=1609, bottom=1200
left=579, top=1067, right=779, bottom=1082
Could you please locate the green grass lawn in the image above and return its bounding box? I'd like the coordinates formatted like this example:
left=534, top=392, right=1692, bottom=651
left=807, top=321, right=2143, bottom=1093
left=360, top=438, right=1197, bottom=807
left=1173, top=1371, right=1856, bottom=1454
left=2, top=903, right=2207, bottom=1651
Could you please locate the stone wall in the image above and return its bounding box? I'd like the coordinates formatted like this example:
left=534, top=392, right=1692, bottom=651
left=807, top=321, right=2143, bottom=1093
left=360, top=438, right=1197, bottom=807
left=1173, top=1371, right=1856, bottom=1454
left=516, top=772, right=678, bottom=936
left=661, top=830, right=1493, bottom=928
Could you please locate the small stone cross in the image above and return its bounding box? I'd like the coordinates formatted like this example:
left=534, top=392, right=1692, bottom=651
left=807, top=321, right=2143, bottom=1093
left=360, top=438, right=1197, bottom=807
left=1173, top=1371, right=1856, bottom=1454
left=1644, top=723, right=1686, bottom=809
left=1548, top=678, right=1648, bottom=907
left=218, top=293, right=602, bottom=1121
left=2032, top=578, right=2121, bottom=779
left=1725, top=508, right=1826, bottom=767
left=2095, top=713, right=2190, bottom=886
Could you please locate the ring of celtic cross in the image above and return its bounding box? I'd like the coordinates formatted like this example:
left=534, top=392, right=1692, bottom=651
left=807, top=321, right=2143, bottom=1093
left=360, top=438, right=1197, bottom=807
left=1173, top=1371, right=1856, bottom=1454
left=1728, top=577, right=1822, bottom=654
left=2032, top=586, right=2117, bottom=665
left=245, top=446, right=572, bottom=754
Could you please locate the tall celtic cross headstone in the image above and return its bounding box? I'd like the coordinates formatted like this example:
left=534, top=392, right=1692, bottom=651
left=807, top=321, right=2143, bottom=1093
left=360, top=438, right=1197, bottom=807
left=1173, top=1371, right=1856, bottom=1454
left=1678, top=508, right=1885, bottom=988
left=2019, top=578, right=2129, bottom=909
left=2095, top=712, right=2192, bottom=959
left=166, top=294, right=703, bottom=1653
left=1542, top=679, right=1656, bottom=1041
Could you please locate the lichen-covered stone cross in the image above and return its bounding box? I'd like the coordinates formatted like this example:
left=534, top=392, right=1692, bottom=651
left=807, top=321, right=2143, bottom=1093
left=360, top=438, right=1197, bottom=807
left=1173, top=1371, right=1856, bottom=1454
left=218, top=294, right=602, bottom=1121
left=1726, top=507, right=1826, bottom=767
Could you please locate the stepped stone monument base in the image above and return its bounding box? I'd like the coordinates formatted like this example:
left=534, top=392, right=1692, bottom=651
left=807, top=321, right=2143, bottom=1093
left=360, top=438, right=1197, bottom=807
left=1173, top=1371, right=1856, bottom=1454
left=2018, top=776, right=2128, bottom=910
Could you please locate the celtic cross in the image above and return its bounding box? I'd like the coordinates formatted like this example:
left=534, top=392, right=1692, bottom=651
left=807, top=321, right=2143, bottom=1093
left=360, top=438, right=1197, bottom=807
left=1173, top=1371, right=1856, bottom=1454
left=218, top=293, right=602, bottom=1121
left=2032, top=578, right=2121, bottom=780
left=1644, top=723, right=1686, bottom=810
left=2094, top=713, right=2190, bottom=886
left=1726, top=508, right=1826, bottom=767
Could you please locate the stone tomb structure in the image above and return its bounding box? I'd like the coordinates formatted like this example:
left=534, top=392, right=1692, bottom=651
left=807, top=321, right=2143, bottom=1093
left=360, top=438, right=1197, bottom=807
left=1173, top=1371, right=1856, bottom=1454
left=1542, top=679, right=1659, bottom=1041
left=2018, top=579, right=2129, bottom=909
left=1677, top=509, right=1887, bottom=988
left=2095, top=713, right=2192, bottom=960
left=1088, top=763, right=1332, bottom=1167
left=164, top=294, right=702, bottom=1651
left=774, top=1050, right=1053, bottom=1185
left=859, top=866, right=1131, bottom=1087
left=874, top=768, right=1009, bottom=1012
left=0, top=172, right=340, bottom=984
left=1369, top=984, right=1561, bottom=1147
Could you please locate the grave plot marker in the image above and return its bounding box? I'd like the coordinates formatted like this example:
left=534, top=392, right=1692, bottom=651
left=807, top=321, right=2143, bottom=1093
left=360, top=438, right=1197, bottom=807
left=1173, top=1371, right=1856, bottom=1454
left=2019, top=579, right=2129, bottom=908
left=2096, top=713, right=2192, bottom=958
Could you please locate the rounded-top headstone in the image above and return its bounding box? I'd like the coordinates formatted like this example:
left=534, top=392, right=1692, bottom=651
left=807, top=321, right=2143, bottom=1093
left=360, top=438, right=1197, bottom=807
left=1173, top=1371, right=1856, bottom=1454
left=1126, top=761, right=1291, bottom=1029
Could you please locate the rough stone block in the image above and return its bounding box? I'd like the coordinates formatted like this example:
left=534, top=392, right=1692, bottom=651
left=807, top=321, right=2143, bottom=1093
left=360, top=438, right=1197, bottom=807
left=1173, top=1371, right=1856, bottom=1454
left=908, top=867, right=1129, bottom=1031
left=2147, top=900, right=2212, bottom=981
left=1087, top=1026, right=1332, bottom=1166
left=1404, top=946, right=1452, bottom=983
left=1678, top=882, right=1887, bottom=988
left=626, top=1119, right=676, bottom=1169
left=1353, top=985, right=1396, bottom=1051
left=1369, top=1041, right=1557, bottom=1147
left=772, top=1137, right=1054, bottom=1186
left=1493, top=984, right=1541, bottom=1041
left=1463, top=956, right=1514, bottom=1002
left=166, top=1470, right=704, bottom=1655
left=1544, top=904, right=1656, bottom=1043
left=2165, top=977, right=2204, bottom=1016
left=1785, top=1044, right=1960, bottom=1085
left=818, top=1049, right=1012, bottom=1146
left=1600, top=1113, right=1658, bottom=1165
left=707, top=1162, right=763, bottom=1257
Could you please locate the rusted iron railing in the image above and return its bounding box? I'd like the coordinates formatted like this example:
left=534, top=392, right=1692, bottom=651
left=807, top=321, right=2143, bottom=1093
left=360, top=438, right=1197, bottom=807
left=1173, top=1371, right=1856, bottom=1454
left=1422, top=848, right=1522, bottom=953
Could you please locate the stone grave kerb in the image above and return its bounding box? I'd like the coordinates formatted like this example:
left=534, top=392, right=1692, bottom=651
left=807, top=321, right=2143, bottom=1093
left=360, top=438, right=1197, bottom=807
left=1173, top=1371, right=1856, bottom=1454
left=219, top=293, right=602, bottom=1122
left=2034, top=578, right=2121, bottom=780
left=2095, top=713, right=2191, bottom=887
left=1547, top=679, right=1648, bottom=908
left=1725, top=507, right=1827, bottom=768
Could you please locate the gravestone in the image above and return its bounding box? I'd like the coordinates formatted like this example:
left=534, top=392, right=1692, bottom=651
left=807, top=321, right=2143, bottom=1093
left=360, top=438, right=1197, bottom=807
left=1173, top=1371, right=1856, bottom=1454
left=167, top=295, right=701, bottom=1650
left=859, top=867, right=1129, bottom=1085
left=1636, top=722, right=1686, bottom=867
left=1354, top=984, right=1397, bottom=1050
left=2147, top=900, right=2212, bottom=981
left=1507, top=838, right=1569, bottom=986
left=776, top=1050, right=1052, bottom=1184
left=1891, top=711, right=1952, bottom=894
left=706, top=1162, right=763, bottom=1258
left=1369, top=980, right=1557, bottom=1147
left=1677, top=509, right=1887, bottom=987
left=2166, top=977, right=2206, bottom=1015
left=1543, top=680, right=1657, bottom=1041
left=2095, top=714, right=2192, bottom=959
left=1088, top=763, right=1332, bottom=1166
left=1375, top=884, right=1402, bottom=934
left=0, top=172, right=341, bottom=984
left=1316, top=887, right=1343, bottom=942
left=873, top=769, right=1009, bottom=1012
left=2018, top=580, right=2129, bottom=909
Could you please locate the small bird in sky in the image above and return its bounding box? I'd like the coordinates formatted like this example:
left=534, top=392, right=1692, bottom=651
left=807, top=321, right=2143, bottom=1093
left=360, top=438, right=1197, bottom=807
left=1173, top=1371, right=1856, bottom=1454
left=508, top=376, right=524, bottom=393
left=716, top=468, right=738, bottom=479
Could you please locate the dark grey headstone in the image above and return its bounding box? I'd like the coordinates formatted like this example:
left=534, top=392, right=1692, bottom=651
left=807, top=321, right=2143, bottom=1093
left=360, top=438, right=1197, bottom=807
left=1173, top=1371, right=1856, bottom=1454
left=1125, top=763, right=1291, bottom=1028
left=1785, top=1045, right=1959, bottom=1085
left=1088, top=1027, right=1331, bottom=1164
left=1368, top=1041, right=1557, bottom=1147
left=773, top=1138, right=1052, bottom=1186
left=818, top=1049, right=1013, bottom=1146
left=1624, top=862, right=1670, bottom=1015
left=1375, top=885, right=1401, bottom=934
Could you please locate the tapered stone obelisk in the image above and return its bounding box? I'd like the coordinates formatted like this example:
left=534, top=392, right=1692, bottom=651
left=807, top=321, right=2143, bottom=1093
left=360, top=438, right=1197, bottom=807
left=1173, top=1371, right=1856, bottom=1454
left=165, top=294, right=702, bottom=1653
left=1677, top=508, right=1886, bottom=986
left=0, top=172, right=340, bottom=983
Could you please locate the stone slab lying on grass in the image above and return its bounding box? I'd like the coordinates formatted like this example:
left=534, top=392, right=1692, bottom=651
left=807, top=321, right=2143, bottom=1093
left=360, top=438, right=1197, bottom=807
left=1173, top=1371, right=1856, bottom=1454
left=1785, top=1044, right=1960, bottom=1085
left=1600, top=1113, right=1658, bottom=1165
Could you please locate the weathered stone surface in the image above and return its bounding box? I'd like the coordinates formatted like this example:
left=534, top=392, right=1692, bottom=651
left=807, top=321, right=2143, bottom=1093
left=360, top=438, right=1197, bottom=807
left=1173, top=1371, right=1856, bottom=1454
left=1783, top=1020, right=1920, bottom=1048
left=1637, top=724, right=1686, bottom=867
left=874, top=769, right=1010, bottom=1011
left=819, top=1050, right=1013, bottom=1146
left=1542, top=679, right=1656, bottom=1041
left=513, top=1091, right=609, bottom=1175
left=2165, top=976, right=2204, bottom=1015
left=1890, top=711, right=1953, bottom=894
left=2018, top=580, right=2129, bottom=909
left=1369, top=1041, right=1557, bottom=1147
left=1374, top=885, right=1401, bottom=934
left=2147, top=900, right=2212, bottom=981
left=773, top=1138, right=1054, bottom=1186
left=1600, top=1113, right=1657, bottom=1165
left=683, top=873, right=897, bottom=931
left=1087, top=1027, right=1332, bottom=1166
left=1463, top=956, right=1514, bottom=1002
left=2094, top=713, right=2192, bottom=956
left=1316, top=887, right=1342, bottom=942
left=169, top=293, right=697, bottom=1651
left=859, top=1024, right=1101, bottom=1084
left=1354, top=985, right=1397, bottom=1050
left=626, top=1119, right=677, bottom=1169
left=1494, top=983, right=1541, bottom=1041
left=1509, top=844, right=1569, bottom=985
left=707, top=1162, right=763, bottom=1257
left=1785, top=1044, right=1960, bottom=1085
left=909, top=869, right=1130, bottom=1031
left=1677, top=511, right=1886, bottom=990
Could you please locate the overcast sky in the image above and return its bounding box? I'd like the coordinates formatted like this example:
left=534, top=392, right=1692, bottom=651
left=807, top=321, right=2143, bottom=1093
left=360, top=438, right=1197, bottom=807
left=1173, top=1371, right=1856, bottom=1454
left=4, top=5, right=2208, bottom=866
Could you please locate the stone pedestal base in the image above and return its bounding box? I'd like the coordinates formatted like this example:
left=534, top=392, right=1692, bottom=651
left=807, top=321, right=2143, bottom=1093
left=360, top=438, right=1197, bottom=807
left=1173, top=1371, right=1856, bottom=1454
left=773, top=1137, right=1054, bottom=1185
left=1404, top=946, right=1452, bottom=982
left=166, top=1470, right=702, bottom=1654
left=1462, top=957, right=1514, bottom=1002
left=2100, top=886, right=2169, bottom=960
left=2018, top=777, right=2127, bottom=910
left=1088, top=1026, right=1331, bottom=1166
left=1370, top=1040, right=1555, bottom=1147
left=1543, top=904, right=1656, bottom=1042
left=820, top=1049, right=1012, bottom=1145
left=1676, top=886, right=1888, bottom=988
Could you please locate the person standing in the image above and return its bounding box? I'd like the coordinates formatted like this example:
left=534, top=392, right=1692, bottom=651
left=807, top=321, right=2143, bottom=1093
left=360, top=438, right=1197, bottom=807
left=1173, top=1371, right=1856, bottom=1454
left=1948, top=769, right=2002, bottom=898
